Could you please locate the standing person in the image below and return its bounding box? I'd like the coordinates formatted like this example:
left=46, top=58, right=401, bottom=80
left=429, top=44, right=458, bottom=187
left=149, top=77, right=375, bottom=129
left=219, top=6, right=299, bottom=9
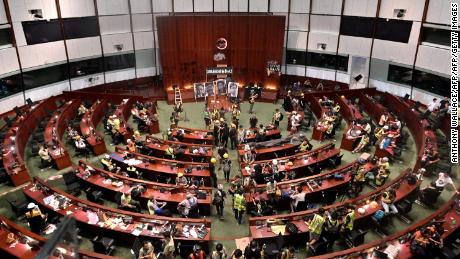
left=237, top=125, right=245, bottom=144
left=212, top=243, right=227, bottom=259
left=249, top=92, right=258, bottom=114
left=244, top=240, right=262, bottom=259
left=341, top=205, right=356, bottom=238
left=306, top=208, right=325, bottom=249
left=222, top=153, right=232, bottom=183
left=213, top=120, right=220, bottom=146
left=213, top=184, right=226, bottom=220
left=323, top=211, right=340, bottom=250
left=283, top=91, right=293, bottom=112
left=210, top=157, right=217, bottom=188
left=272, top=109, right=283, bottom=128
left=221, top=122, right=229, bottom=148
left=204, top=109, right=211, bottom=128
left=233, top=190, right=246, bottom=225
left=162, top=232, right=175, bottom=259
left=229, top=124, right=238, bottom=150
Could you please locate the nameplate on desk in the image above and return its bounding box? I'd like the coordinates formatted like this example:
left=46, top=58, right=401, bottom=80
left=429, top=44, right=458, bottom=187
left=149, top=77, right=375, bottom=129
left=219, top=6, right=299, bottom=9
left=206, top=67, right=233, bottom=75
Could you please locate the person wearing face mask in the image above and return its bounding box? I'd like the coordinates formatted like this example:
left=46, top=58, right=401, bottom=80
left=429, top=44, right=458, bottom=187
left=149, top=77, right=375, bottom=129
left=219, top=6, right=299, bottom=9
left=244, top=240, right=263, bottom=259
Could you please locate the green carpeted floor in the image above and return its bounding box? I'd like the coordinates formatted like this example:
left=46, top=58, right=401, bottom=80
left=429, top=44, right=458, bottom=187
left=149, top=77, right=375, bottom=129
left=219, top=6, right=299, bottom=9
left=0, top=99, right=457, bottom=258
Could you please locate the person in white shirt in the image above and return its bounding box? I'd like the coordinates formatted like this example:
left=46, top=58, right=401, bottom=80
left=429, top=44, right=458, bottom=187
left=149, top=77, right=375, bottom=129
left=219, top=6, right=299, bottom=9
left=435, top=172, right=457, bottom=192
left=427, top=98, right=438, bottom=112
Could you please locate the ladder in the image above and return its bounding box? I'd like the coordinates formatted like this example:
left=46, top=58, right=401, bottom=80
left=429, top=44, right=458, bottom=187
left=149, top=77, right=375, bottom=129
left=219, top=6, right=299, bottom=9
left=174, top=87, right=182, bottom=105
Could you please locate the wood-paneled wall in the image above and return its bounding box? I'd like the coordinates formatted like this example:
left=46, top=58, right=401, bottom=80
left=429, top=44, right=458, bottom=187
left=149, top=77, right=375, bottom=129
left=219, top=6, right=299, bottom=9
left=157, top=15, right=285, bottom=90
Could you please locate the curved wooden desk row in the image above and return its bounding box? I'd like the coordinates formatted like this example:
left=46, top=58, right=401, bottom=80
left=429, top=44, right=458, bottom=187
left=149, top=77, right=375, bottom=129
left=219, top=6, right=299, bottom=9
left=23, top=178, right=212, bottom=243
left=0, top=215, right=117, bottom=259
left=245, top=160, right=372, bottom=204
left=170, top=127, right=214, bottom=145
left=76, top=161, right=212, bottom=215
left=110, top=149, right=211, bottom=186
left=3, top=97, right=58, bottom=186
left=80, top=99, right=108, bottom=155
left=249, top=168, right=419, bottom=240
left=112, top=98, right=135, bottom=142
left=244, top=128, right=282, bottom=143
left=240, top=143, right=338, bottom=178
left=382, top=93, right=437, bottom=169
left=237, top=142, right=299, bottom=161
left=311, top=195, right=460, bottom=259
left=45, top=100, right=81, bottom=170
left=144, top=136, right=213, bottom=162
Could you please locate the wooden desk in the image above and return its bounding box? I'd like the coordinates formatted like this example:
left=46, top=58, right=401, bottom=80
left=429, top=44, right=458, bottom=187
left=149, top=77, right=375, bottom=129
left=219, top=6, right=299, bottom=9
left=244, top=128, right=281, bottom=143
left=310, top=195, right=460, bottom=259
left=0, top=215, right=117, bottom=259
left=238, top=142, right=299, bottom=161
left=240, top=143, right=339, bottom=178
left=249, top=169, right=419, bottom=241
left=23, top=178, right=212, bottom=245
left=145, top=136, right=213, bottom=163
left=110, top=150, right=211, bottom=186
left=44, top=100, right=80, bottom=170
left=245, top=161, right=363, bottom=209
left=80, top=100, right=108, bottom=155
left=171, top=127, right=214, bottom=145
left=3, top=97, right=57, bottom=186
left=77, top=161, right=212, bottom=215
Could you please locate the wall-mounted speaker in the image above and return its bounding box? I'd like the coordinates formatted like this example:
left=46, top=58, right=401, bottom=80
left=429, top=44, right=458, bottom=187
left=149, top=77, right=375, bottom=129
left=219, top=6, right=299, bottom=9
left=317, top=43, right=327, bottom=50
left=394, top=9, right=406, bottom=18
left=354, top=74, right=363, bottom=82
left=114, top=44, right=124, bottom=51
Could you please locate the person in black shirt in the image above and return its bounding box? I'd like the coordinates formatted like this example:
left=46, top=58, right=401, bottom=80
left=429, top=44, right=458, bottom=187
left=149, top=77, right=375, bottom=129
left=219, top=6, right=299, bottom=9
left=244, top=240, right=262, bottom=259
left=221, top=123, right=229, bottom=148
left=249, top=115, right=258, bottom=129
left=229, top=124, right=238, bottom=150
left=213, top=121, right=220, bottom=146
left=283, top=91, right=293, bottom=112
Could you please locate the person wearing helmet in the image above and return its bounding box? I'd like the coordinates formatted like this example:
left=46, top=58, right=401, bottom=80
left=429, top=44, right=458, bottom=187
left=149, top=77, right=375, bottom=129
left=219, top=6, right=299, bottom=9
left=222, top=153, right=232, bottom=182
left=188, top=244, right=206, bottom=259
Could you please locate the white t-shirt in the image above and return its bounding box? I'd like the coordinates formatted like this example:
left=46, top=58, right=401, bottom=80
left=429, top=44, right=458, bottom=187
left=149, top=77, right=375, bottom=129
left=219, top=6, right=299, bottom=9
left=436, top=174, right=453, bottom=188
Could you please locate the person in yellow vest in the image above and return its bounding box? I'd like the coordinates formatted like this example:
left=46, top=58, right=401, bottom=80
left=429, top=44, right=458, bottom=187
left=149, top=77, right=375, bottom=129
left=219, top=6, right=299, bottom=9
left=298, top=139, right=312, bottom=152
left=101, top=154, right=114, bottom=171
left=78, top=103, right=88, bottom=116
left=126, top=139, right=136, bottom=153
left=38, top=145, right=52, bottom=169
left=176, top=172, right=188, bottom=187
left=112, top=115, right=121, bottom=132
left=341, top=204, right=356, bottom=237
left=233, top=190, right=246, bottom=225
left=165, top=146, right=175, bottom=159
left=127, top=163, right=140, bottom=178
left=306, top=208, right=326, bottom=249
left=133, top=131, right=143, bottom=145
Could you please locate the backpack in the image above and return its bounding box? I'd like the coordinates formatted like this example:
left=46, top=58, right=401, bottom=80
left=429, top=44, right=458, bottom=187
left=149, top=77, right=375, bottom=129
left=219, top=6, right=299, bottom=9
left=285, top=222, right=299, bottom=234
left=279, top=113, right=284, bottom=121
left=374, top=210, right=385, bottom=220
left=213, top=192, right=223, bottom=205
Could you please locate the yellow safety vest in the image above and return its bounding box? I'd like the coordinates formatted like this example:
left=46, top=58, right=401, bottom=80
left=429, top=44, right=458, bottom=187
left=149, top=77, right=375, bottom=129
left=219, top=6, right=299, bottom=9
left=233, top=194, right=246, bottom=211
left=309, top=214, right=325, bottom=235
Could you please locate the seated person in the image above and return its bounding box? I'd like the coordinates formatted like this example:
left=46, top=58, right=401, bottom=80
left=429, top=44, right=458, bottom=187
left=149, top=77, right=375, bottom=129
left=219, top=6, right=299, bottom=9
left=346, top=125, right=362, bottom=140
left=74, top=135, right=87, bottom=153
left=38, top=145, right=52, bottom=169
left=133, top=131, right=143, bottom=145
left=175, top=173, right=188, bottom=187
left=101, top=154, right=114, bottom=171
left=380, top=188, right=398, bottom=215
left=120, top=192, right=140, bottom=212
left=147, top=197, right=170, bottom=216
left=352, top=134, right=370, bottom=154
left=298, top=139, right=312, bottom=152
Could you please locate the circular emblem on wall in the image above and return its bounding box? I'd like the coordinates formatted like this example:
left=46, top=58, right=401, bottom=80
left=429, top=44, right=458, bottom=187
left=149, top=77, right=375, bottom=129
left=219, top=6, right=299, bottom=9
left=216, top=38, right=228, bottom=50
